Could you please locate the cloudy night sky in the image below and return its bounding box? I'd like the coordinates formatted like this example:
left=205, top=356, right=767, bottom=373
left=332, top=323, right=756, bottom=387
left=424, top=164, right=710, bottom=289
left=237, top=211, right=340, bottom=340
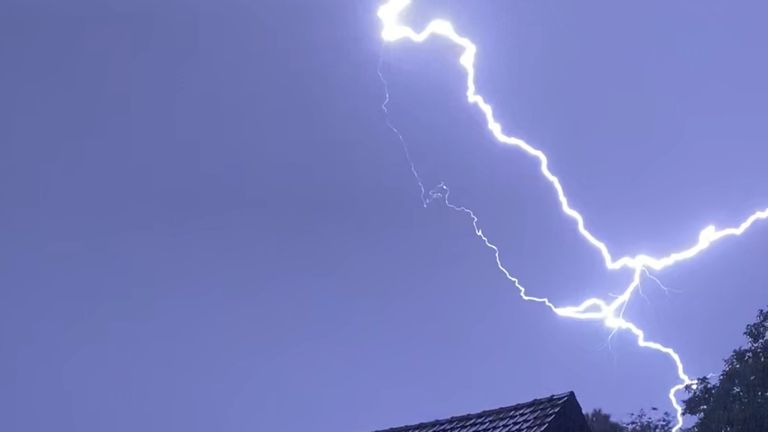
left=2, top=0, right=767, bottom=431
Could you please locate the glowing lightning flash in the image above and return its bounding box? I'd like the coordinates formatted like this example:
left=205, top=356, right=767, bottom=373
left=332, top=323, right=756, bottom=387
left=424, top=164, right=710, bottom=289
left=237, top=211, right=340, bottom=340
left=376, top=0, right=768, bottom=429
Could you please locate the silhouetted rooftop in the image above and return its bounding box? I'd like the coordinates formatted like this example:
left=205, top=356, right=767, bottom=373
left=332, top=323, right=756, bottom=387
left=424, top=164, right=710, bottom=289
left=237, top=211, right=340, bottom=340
left=374, top=391, right=590, bottom=432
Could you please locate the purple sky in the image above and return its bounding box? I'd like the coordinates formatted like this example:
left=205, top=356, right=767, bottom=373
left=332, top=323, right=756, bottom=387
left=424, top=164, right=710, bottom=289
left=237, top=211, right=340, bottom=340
left=2, top=0, right=768, bottom=431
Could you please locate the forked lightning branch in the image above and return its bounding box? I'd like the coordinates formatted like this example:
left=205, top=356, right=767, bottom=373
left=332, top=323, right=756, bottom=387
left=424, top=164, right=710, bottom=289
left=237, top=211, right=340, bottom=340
left=376, top=1, right=768, bottom=430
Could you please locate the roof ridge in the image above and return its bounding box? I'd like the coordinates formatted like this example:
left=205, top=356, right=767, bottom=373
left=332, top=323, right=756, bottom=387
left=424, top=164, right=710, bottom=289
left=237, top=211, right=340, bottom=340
left=373, top=391, right=575, bottom=432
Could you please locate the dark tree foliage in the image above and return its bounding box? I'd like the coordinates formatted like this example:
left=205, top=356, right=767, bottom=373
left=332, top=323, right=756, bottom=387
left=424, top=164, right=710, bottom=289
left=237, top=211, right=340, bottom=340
left=585, top=409, right=625, bottom=432
left=585, top=408, right=674, bottom=432
left=683, top=308, right=768, bottom=432
left=623, top=408, right=674, bottom=432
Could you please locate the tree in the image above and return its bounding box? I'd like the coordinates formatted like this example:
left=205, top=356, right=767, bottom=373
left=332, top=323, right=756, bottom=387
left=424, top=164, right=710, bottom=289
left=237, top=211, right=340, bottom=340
left=623, top=408, right=674, bottom=432
left=683, top=307, right=768, bottom=431
left=585, top=408, right=674, bottom=432
left=585, top=408, right=625, bottom=432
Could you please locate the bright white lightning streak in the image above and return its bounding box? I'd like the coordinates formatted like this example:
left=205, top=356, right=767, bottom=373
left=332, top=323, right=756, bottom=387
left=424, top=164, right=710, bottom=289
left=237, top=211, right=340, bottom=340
left=377, top=0, right=768, bottom=430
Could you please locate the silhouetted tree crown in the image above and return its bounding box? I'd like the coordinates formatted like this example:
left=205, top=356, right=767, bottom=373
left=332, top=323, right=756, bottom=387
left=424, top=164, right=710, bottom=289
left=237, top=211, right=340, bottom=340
left=585, top=408, right=673, bottom=432
left=624, top=409, right=674, bottom=432
left=585, top=408, right=625, bottom=432
left=683, top=308, right=768, bottom=432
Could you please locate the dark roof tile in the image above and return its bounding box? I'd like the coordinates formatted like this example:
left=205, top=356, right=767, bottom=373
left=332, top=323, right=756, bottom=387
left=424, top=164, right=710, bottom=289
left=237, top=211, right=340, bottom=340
left=374, top=392, right=583, bottom=432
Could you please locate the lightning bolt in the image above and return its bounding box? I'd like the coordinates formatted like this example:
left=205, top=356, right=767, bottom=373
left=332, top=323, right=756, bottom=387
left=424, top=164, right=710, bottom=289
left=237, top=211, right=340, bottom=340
left=376, top=1, right=768, bottom=429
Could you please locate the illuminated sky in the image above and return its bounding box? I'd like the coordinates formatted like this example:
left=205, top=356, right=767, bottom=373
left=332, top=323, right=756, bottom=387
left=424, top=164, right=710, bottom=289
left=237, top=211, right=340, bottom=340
left=1, top=0, right=767, bottom=431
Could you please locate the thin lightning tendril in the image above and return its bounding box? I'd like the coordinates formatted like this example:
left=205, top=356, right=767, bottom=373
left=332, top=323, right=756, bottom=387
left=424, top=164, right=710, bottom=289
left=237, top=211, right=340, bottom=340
left=376, top=0, right=768, bottom=429
left=377, top=55, right=429, bottom=207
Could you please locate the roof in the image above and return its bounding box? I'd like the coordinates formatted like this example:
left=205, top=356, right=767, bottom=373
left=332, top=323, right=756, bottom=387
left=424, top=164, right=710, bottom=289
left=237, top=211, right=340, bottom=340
left=374, top=391, right=590, bottom=432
